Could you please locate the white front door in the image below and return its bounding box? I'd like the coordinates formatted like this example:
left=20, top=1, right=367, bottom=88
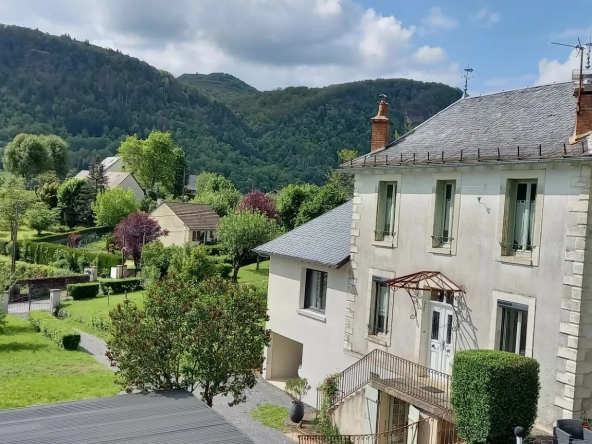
left=429, top=304, right=454, bottom=375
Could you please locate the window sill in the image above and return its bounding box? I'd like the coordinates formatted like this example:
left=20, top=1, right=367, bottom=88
left=367, top=334, right=389, bottom=346
left=297, top=309, right=326, bottom=323
left=498, top=255, right=533, bottom=266
left=372, top=240, right=395, bottom=249
left=429, top=246, right=452, bottom=256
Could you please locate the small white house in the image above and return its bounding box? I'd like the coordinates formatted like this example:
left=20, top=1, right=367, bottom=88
left=254, top=202, right=357, bottom=407
left=149, top=202, right=220, bottom=247
left=75, top=156, right=144, bottom=201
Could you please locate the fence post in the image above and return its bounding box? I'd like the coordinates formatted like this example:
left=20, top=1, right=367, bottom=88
left=1, top=291, right=8, bottom=314
left=514, top=426, right=526, bottom=444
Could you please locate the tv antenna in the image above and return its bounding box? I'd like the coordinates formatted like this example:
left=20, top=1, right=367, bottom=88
left=585, top=37, right=592, bottom=70
left=462, top=64, right=473, bottom=97
left=552, top=39, right=586, bottom=112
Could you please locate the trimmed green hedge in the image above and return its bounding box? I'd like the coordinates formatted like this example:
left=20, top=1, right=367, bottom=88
left=17, top=240, right=121, bottom=271
left=99, top=278, right=143, bottom=295
left=68, top=282, right=100, bottom=300
left=451, top=350, right=540, bottom=444
left=0, top=257, right=71, bottom=282
left=34, top=227, right=112, bottom=244
left=28, top=310, right=81, bottom=350
left=217, top=263, right=233, bottom=279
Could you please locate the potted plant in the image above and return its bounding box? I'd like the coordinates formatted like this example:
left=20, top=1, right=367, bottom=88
left=285, top=377, right=311, bottom=423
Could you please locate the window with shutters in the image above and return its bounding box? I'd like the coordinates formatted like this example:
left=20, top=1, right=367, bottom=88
left=375, top=181, right=397, bottom=242
left=369, top=277, right=390, bottom=335
left=432, top=180, right=456, bottom=248
left=501, top=179, right=537, bottom=257
left=303, top=269, right=327, bottom=313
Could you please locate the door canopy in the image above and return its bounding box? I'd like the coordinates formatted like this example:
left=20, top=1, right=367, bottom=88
left=384, top=271, right=463, bottom=293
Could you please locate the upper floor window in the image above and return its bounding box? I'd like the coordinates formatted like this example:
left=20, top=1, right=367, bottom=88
left=502, top=179, right=537, bottom=256
left=432, top=180, right=456, bottom=248
left=369, top=278, right=390, bottom=335
left=304, top=269, right=327, bottom=313
left=375, top=181, right=397, bottom=242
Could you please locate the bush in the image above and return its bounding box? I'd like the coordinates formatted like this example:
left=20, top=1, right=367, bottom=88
left=99, top=278, right=143, bottom=295
left=35, top=226, right=112, bottom=244
left=90, top=310, right=112, bottom=332
left=28, top=310, right=81, bottom=350
left=451, top=350, right=540, bottom=444
left=217, top=262, right=233, bottom=279
left=68, top=282, right=100, bottom=300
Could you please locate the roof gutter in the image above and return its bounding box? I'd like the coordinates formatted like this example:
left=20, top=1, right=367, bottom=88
left=252, top=250, right=350, bottom=269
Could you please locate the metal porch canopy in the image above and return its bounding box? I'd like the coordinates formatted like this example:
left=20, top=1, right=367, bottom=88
left=383, top=271, right=463, bottom=293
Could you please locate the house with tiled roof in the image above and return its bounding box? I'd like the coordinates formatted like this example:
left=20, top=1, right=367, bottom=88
left=75, top=156, right=145, bottom=200
left=150, top=202, right=220, bottom=246
left=255, top=76, right=592, bottom=440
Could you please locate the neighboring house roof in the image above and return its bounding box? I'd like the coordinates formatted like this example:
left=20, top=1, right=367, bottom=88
left=74, top=171, right=141, bottom=189
left=344, top=82, right=587, bottom=169
left=101, top=156, right=120, bottom=170
left=0, top=390, right=254, bottom=444
left=186, top=174, right=198, bottom=192
left=254, top=201, right=352, bottom=268
left=160, top=202, right=221, bottom=230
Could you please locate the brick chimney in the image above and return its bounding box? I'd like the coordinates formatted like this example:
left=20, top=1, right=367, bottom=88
left=571, top=76, right=592, bottom=145
left=370, top=95, right=393, bottom=152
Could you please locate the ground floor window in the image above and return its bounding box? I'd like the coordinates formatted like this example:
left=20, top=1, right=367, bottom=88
left=497, top=301, right=528, bottom=356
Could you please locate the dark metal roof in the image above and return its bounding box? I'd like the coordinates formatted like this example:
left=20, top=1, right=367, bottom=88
left=0, top=390, right=254, bottom=444
left=161, top=202, right=221, bottom=230
left=343, top=82, right=589, bottom=169
left=253, top=201, right=352, bottom=268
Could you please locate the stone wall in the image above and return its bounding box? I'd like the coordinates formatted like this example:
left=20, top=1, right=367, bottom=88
left=17, top=274, right=89, bottom=300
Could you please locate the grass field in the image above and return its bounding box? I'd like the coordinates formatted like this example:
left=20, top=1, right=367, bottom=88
left=0, top=228, right=56, bottom=240
left=237, top=260, right=269, bottom=285
left=250, top=403, right=289, bottom=430
left=0, top=315, right=119, bottom=410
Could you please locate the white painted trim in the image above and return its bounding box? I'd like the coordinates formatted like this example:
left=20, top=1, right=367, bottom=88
left=371, top=173, right=402, bottom=248
left=427, top=172, right=462, bottom=256
left=494, top=170, right=546, bottom=267
left=297, top=309, right=327, bottom=323
left=488, top=290, right=536, bottom=357
left=365, top=268, right=396, bottom=347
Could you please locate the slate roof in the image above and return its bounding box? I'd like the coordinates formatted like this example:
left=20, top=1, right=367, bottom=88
left=102, top=156, right=120, bottom=170
left=163, top=202, right=220, bottom=230
left=254, top=201, right=352, bottom=268
left=0, top=390, right=254, bottom=444
left=343, top=82, right=589, bottom=169
left=74, top=171, right=140, bottom=188
left=186, top=174, right=198, bottom=192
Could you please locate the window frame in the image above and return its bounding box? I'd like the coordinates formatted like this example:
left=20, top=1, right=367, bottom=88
left=372, top=174, right=402, bottom=249
left=432, top=180, right=456, bottom=248
left=427, top=173, right=461, bottom=256
left=303, top=268, right=328, bottom=314
left=488, top=291, right=535, bottom=358
left=369, top=277, right=390, bottom=336
left=495, top=170, right=545, bottom=267
left=365, top=268, right=395, bottom=346
left=502, top=179, right=538, bottom=257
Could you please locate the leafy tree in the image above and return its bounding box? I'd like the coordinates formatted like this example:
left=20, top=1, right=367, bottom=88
left=43, top=135, right=69, bottom=179
left=37, top=172, right=61, bottom=209
left=168, top=244, right=220, bottom=284
left=25, top=202, right=59, bottom=235
left=106, top=276, right=270, bottom=407
left=92, top=188, right=139, bottom=227
left=172, top=147, right=188, bottom=199
left=118, top=131, right=179, bottom=193
left=217, top=211, right=281, bottom=282
left=0, top=177, right=38, bottom=240
left=194, top=188, right=241, bottom=217
left=325, top=149, right=358, bottom=198
left=141, top=241, right=176, bottom=279
left=87, top=156, right=108, bottom=195
left=113, top=211, right=168, bottom=268
left=276, top=183, right=320, bottom=231
left=3, top=134, right=51, bottom=184
left=237, top=191, right=277, bottom=219
left=295, top=183, right=348, bottom=227
left=195, top=172, right=219, bottom=194
left=57, top=178, right=93, bottom=227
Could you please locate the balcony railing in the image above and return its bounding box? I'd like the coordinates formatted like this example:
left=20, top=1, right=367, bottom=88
left=318, top=349, right=451, bottom=414
left=298, top=413, right=459, bottom=444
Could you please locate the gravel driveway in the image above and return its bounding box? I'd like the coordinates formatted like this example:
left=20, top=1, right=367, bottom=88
left=78, top=329, right=302, bottom=444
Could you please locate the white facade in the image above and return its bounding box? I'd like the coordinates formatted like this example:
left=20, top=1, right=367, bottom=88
left=112, top=173, right=145, bottom=201
left=149, top=203, right=218, bottom=247
left=263, top=256, right=357, bottom=407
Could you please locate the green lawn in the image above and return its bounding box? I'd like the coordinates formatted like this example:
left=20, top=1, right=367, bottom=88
left=237, top=260, right=269, bottom=285
left=0, top=228, right=56, bottom=240
left=0, top=315, right=119, bottom=410
left=59, top=291, right=145, bottom=339
left=250, top=403, right=289, bottom=430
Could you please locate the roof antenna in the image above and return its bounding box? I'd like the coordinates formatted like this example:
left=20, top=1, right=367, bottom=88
left=585, top=37, right=592, bottom=71
left=462, top=64, right=473, bottom=98
left=552, top=39, right=585, bottom=111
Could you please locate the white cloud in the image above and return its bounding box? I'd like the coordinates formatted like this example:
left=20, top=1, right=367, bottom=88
left=421, top=7, right=458, bottom=32
left=536, top=49, right=580, bottom=85
left=0, top=0, right=462, bottom=90
left=413, top=46, right=446, bottom=64
left=471, top=8, right=502, bottom=27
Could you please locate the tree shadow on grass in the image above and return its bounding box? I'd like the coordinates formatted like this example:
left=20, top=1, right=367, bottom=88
left=0, top=342, right=47, bottom=352
left=2, top=325, right=33, bottom=336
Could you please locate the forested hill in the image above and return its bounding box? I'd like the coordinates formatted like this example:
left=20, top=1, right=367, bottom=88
left=0, top=24, right=462, bottom=192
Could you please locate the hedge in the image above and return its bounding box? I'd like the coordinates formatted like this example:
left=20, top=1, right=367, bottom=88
left=68, top=282, right=100, bottom=300
left=451, top=350, right=540, bottom=444
left=28, top=310, right=81, bottom=350
left=16, top=240, right=121, bottom=271
left=99, top=278, right=143, bottom=295
left=217, top=263, right=233, bottom=279
left=0, top=257, right=71, bottom=281
left=32, top=227, right=112, bottom=244
left=90, top=310, right=112, bottom=333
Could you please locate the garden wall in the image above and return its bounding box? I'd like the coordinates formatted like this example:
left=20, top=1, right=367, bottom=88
left=17, top=274, right=90, bottom=300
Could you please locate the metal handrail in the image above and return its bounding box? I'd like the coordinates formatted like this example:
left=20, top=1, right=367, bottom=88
left=319, top=349, right=451, bottom=412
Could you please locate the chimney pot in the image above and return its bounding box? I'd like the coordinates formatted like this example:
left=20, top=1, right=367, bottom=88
left=370, top=96, right=393, bottom=152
